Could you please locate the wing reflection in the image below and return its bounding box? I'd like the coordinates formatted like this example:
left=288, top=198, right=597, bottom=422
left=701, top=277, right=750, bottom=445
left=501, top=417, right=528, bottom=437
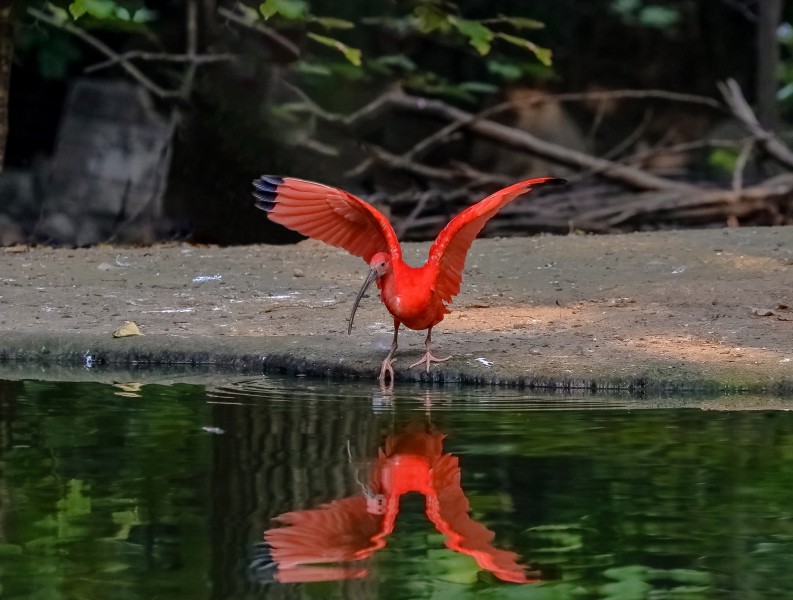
left=257, top=422, right=538, bottom=584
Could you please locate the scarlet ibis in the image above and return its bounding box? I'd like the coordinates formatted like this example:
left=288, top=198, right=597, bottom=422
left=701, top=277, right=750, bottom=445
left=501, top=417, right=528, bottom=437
left=253, top=175, right=565, bottom=382
left=259, top=423, right=537, bottom=584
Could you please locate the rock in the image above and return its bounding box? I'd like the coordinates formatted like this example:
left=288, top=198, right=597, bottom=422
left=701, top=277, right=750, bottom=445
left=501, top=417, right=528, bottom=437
left=40, top=78, right=172, bottom=246
left=0, top=214, right=25, bottom=246
left=38, top=213, right=77, bottom=246
left=113, top=321, right=143, bottom=338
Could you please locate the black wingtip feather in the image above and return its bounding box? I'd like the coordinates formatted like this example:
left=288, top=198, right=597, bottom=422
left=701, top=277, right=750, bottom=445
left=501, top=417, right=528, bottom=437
left=253, top=192, right=276, bottom=212
left=543, top=177, right=567, bottom=186
left=247, top=542, right=278, bottom=583
left=254, top=175, right=284, bottom=190
left=252, top=175, right=284, bottom=212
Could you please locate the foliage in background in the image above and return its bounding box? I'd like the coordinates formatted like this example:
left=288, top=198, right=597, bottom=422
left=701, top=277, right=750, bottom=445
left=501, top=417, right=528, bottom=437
left=21, top=0, right=554, bottom=96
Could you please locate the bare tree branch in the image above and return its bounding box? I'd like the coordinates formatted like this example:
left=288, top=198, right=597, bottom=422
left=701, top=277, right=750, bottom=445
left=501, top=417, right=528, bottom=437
left=718, top=78, right=793, bottom=169
left=345, top=98, right=506, bottom=180
left=624, top=137, right=751, bottom=166
left=574, top=174, right=793, bottom=228
left=84, top=51, right=235, bottom=74
left=288, top=87, right=700, bottom=191
left=387, top=91, right=698, bottom=191
left=28, top=6, right=181, bottom=100
left=731, top=139, right=754, bottom=196
left=396, top=190, right=436, bottom=239
left=217, top=5, right=300, bottom=60
left=513, top=88, right=724, bottom=111
left=409, top=96, right=693, bottom=189
left=365, top=144, right=468, bottom=181
left=180, top=0, right=200, bottom=99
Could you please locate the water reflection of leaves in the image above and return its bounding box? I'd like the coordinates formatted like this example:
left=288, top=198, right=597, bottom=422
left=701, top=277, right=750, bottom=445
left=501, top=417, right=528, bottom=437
left=258, top=422, right=538, bottom=585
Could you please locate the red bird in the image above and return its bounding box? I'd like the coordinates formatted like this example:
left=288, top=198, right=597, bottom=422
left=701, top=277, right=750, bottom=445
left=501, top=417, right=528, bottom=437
left=253, top=175, right=564, bottom=382
left=260, top=423, right=539, bottom=584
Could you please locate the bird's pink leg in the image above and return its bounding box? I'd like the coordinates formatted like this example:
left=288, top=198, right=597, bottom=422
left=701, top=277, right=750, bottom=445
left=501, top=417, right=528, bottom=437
left=409, top=327, right=451, bottom=374
left=379, top=321, right=400, bottom=383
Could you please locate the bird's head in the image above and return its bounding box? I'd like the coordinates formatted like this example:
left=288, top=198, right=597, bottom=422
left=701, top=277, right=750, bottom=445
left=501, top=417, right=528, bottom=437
left=348, top=253, right=392, bottom=335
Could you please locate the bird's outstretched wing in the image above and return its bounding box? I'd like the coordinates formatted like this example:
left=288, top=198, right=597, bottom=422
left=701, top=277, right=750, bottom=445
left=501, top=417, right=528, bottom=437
left=253, top=175, right=401, bottom=263
left=427, top=178, right=565, bottom=303
left=265, top=496, right=384, bottom=568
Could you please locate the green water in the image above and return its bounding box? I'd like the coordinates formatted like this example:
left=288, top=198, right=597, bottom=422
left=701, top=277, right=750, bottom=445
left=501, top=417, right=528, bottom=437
left=1, top=377, right=792, bottom=599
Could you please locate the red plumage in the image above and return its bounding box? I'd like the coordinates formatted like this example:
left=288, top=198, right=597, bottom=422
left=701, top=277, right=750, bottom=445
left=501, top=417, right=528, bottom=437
left=254, top=175, right=565, bottom=382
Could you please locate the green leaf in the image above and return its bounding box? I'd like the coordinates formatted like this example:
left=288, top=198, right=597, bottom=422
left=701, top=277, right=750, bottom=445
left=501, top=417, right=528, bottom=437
left=307, top=32, right=361, bottom=66
left=413, top=4, right=451, bottom=34
left=328, top=60, right=366, bottom=80
left=489, top=16, right=545, bottom=30
left=237, top=3, right=261, bottom=25
left=611, top=0, right=641, bottom=15
left=259, top=0, right=308, bottom=21
left=260, top=0, right=277, bottom=19
left=80, top=0, right=117, bottom=20
left=47, top=3, right=72, bottom=24
left=497, top=32, right=553, bottom=66
left=295, top=61, right=333, bottom=76
left=487, top=59, right=523, bottom=81
left=68, top=1, right=87, bottom=19
left=406, top=74, right=478, bottom=103
left=458, top=81, right=499, bottom=95
left=132, top=7, right=156, bottom=23
left=638, top=6, right=679, bottom=28
left=450, top=18, right=494, bottom=55
left=367, top=54, right=417, bottom=75
left=709, top=148, right=739, bottom=172
left=309, top=16, right=354, bottom=30
left=778, top=82, right=793, bottom=101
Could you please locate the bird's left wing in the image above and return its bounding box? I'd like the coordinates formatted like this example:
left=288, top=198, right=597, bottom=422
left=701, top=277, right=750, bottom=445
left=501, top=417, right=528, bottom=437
left=426, top=177, right=565, bottom=303
left=253, top=175, right=401, bottom=263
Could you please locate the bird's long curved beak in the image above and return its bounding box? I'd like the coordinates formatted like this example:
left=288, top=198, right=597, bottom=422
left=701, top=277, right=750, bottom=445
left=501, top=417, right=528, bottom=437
left=348, top=267, right=378, bottom=335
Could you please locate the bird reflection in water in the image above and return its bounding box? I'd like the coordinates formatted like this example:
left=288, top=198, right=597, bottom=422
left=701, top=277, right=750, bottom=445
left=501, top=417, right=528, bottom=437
left=250, top=422, right=538, bottom=585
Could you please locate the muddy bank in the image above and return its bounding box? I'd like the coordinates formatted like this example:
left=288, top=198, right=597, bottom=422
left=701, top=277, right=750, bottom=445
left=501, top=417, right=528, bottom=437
left=0, top=227, right=791, bottom=392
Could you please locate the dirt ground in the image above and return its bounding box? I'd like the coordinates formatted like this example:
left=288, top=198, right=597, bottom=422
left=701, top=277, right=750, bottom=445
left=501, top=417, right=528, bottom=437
left=0, top=227, right=791, bottom=391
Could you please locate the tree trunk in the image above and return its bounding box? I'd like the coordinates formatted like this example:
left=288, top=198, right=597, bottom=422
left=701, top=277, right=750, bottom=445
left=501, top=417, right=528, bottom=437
left=0, top=1, right=14, bottom=175
left=756, top=0, right=783, bottom=130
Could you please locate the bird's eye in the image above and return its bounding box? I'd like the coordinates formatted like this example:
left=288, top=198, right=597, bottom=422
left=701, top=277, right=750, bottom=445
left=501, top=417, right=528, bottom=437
left=380, top=261, right=386, bottom=267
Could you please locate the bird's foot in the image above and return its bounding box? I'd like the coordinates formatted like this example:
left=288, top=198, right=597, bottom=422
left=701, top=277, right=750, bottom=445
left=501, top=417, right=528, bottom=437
left=379, top=357, right=396, bottom=385
left=409, top=350, right=452, bottom=374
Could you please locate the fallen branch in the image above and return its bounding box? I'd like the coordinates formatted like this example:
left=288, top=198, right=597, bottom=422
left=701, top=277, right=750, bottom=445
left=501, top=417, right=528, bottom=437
left=508, top=88, right=724, bottom=111
left=719, top=78, right=793, bottom=169
left=574, top=174, right=793, bottom=228
left=388, top=92, right=698, bottom=191
left=289, top=87, right=699, bottom=192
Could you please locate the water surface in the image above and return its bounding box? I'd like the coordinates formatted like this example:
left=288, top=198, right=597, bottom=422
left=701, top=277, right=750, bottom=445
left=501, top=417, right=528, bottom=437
left=1, top=377, right=792, bottom=598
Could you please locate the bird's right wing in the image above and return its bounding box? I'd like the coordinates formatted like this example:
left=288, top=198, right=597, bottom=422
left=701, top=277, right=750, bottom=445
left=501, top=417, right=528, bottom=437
left=426, top=177, right=565, bottom=303
left=253, top=175, right=401, bottom=263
